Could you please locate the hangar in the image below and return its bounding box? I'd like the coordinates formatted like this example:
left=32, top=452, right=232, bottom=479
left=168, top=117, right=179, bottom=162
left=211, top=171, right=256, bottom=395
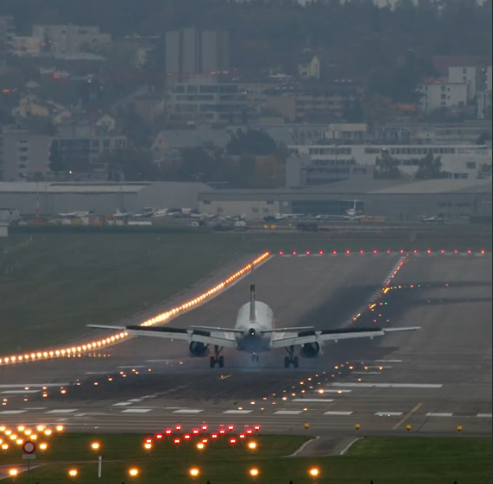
left=0, top=182, right=212, bottom=216
left=198, top=179, right=492, bottom=222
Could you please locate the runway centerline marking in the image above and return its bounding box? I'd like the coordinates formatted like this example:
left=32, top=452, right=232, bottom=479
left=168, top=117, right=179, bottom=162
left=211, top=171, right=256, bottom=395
left=173, top=409, right=204, bottom=414
left=1, top=390, right=40, bottom=394
left=332, top=383, right=443, bottom=389
left=426, top=412, right=453, bottom=417
left=292, top=399, right=334, bottom=403
left=375, top=412, right=403, bottom=416
left=324, top=411, right=353, bottom=416
left=274, top=411, right=303, bottom=415
left=223, top=410, right=253, bottom=414
left=46, top=409, right=78, bottom=414
left=393, top=403, right=423, bottom=430
left=0, top=410, right=27, bottom=414
left=477, top=413, right=492, bottom=418
left=122, top=409, right=153, bottom=414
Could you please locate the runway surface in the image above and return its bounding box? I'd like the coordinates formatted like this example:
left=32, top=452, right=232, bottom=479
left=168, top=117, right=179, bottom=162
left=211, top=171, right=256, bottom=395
left=0, top=252, right=491, bottom=448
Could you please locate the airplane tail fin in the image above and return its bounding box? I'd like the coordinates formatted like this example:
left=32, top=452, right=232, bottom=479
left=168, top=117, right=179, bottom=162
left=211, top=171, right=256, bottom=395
left=249, top=283, right=256, bottom=322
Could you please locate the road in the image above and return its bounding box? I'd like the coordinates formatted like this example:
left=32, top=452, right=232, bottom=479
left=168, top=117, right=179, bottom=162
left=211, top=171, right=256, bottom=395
left=0, top=252, right=491, bottom=454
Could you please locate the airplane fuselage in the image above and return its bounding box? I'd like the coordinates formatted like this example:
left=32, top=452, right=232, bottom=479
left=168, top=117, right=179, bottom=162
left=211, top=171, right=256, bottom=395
left=234, top=300, right=274, bottom=354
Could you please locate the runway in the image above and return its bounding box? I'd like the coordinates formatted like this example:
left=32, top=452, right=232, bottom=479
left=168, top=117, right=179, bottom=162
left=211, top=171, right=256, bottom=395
left=0, top=252, right=491, bottom=443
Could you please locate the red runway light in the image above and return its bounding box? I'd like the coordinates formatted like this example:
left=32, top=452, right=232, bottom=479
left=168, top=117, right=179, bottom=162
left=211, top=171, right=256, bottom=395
left=156, top=434, right=163, bottom=440
left=454, top=250, right=459, bottom=254
left=279, top=251, right=284, bottom=255
left=481, top=249, right=486, bottom=254
left=400, top=249, right=405, bottom=253
left=229, top=438, right=237, bottom=445
left=175, top=425, right=182, bottom=432
left=373, top=250, right=378, bottom=254
left=202, top=438, right=209, bottom=444
left=239, top=434, right=246, bottom=439
left=165, top=429, right=173, bottom=435
left=306, top=251, right=310, bottom=255
left=184, top=434, right=191, bottom=440
left=146, top=438, right=153, bottom=444
left=254, top=425, right=261, bottom=432
left=293, top=251, right=297, bottom=255
left=173, top=438, right=181, bottom=445
left=333, top=250, right=337, bottom=254
left=201, top=424, right=208, bottom=432
left=414, top=250, right=418, bottom=254
left=467, top=250, right=472, bottom=254
left=228, top=425, right=235, bottom=432
left=319, top=250, right=324, bottom=255
left=246, top=429, right=253, bottom=435
left=346, top=250, right=351, bottom=254
left=427, top=249, right=432, bottom=254
left=219, top=429, right=226, bottom=435
left=387, top=250, right=391, bottom=254
left=192, top=429, right=200, bottom=435
left=211, top=434, right=218, bottom=440
left=441, top=249, right=445, bottom=254
left=360, top=250, right=364, bottom=254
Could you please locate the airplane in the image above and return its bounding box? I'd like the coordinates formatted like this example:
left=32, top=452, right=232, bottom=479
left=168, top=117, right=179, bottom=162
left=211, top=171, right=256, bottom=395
left=59, top=210, right=94, bottom=218
left=316, top=201, right=365, bottom=222
left=88, top=284, right=420, bottom=369
left=114, top=209, right=132, bottom=218
left=421, top=215, right=445, bottom=224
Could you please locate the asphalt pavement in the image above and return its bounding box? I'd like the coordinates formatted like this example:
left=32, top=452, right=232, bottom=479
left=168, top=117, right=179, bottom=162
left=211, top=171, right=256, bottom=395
left=0, top=252, right=491, bottom=448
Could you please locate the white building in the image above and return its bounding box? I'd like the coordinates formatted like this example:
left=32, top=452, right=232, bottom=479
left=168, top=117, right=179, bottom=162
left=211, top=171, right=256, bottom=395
left=32, top=25, right=111, bottom=53
left=166, top=78, right=250, bottom=125
left=448, top=65, right=492, bottom=101
left=289, top=144, right=492, bottom=181
left=418, top=80, right=468, bottom=113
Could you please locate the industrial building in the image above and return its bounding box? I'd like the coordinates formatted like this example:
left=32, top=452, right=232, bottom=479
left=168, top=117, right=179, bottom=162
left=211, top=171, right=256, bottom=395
left=198, top=179, right=492, bottom=222
left=0, top=182, right=211, bottom=216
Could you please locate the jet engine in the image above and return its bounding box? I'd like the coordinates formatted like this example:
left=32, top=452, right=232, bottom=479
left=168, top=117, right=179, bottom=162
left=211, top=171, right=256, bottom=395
left=300, top=342, right=321, bottom=358
left=189, top=342, right=209, bottom=357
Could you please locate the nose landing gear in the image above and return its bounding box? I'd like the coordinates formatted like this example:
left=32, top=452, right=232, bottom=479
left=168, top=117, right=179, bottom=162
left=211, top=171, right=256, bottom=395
left=251, top=353, right=260, bottom=363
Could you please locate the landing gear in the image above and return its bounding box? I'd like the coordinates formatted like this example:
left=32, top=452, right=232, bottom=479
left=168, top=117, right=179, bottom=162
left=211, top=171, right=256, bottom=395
left=210, top=346, right=224, bottom=368
left=251, top=353, right=260, bottom=363
left=284, top=346, right=299, bottom=369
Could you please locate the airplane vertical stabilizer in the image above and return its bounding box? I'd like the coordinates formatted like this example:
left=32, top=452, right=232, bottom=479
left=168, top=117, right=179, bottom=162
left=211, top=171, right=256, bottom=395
left=249, top=284, right=256, bottom=322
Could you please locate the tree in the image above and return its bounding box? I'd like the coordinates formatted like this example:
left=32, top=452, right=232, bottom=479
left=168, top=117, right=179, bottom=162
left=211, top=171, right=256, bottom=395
left=415, top=151, right=449, bottom=179
left=374, top=150, right=402, bottom=179
left=100, top=148, right=160, bottom=181
left=363, top=95, right=396, bottom=129
left=226, top=129, right=277, bottom=156
left=116, top=106, right=152, bottom=149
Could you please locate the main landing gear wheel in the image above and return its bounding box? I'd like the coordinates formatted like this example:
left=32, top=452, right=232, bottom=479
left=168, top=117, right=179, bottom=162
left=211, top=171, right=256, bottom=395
left=210, top=356, right=225, bottom=368
left=210, top=346, right=224, bottom=368
left=284, top=356, right=299, bottom=368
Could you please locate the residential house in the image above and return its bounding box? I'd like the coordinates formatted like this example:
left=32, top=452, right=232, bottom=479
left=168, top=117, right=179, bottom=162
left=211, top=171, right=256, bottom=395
left=297, top=50, right=321, bottom=80
left=95, top=114, right=116, bottom=133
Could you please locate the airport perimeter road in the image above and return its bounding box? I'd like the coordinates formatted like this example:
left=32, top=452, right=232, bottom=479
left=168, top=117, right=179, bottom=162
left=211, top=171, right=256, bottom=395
left=0, top=253, right=491, bottom=440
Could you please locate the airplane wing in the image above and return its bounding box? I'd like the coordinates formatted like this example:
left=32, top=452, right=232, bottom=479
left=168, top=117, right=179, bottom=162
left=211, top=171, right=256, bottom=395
left=271, top=326, right=420, bottom=349
left=88, top=324, right=237, bottom=348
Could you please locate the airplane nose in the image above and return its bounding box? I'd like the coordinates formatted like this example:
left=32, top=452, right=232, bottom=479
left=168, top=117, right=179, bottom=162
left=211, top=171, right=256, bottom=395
left=248, top=328, right=256, bottom=337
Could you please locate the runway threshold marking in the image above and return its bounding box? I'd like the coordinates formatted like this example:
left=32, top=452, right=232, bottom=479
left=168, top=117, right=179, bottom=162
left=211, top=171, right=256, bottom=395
left=393, top=402, right=423, bottom=430
left=292, top=399, right=334, bottom=403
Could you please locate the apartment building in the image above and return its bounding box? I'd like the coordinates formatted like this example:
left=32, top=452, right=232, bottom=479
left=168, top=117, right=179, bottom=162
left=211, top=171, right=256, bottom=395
left=32, top=24, right=111, bottom=53
left=166, top=78, right=250, bottom=125
left=418, top=80, right=468, bottom=113
left=0, top=129, right=52, bottom=181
